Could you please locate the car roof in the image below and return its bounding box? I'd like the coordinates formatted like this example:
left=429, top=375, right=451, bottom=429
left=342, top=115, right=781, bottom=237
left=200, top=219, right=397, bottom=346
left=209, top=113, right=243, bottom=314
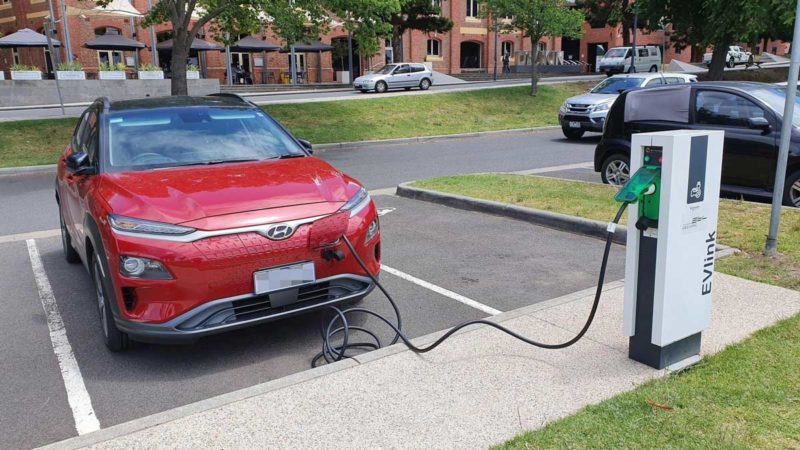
left=108, top=95, right=252, bottom=113
left=609, top=72, right=695, bottom=80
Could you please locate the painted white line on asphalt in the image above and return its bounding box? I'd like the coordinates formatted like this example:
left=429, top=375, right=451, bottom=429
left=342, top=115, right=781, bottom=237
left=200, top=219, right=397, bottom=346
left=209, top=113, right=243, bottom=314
left=511, top=162, right=594, bottom=175
left=381, top=265, right=501, bottom=316
left=26, top=239, right=101, bottom=435
left=0, top=228, right=60, bottom=245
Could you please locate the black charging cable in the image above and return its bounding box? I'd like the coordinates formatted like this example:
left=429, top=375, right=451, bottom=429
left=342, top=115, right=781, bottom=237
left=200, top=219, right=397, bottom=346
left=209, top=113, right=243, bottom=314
left=311, top=202, right=629, bottom=368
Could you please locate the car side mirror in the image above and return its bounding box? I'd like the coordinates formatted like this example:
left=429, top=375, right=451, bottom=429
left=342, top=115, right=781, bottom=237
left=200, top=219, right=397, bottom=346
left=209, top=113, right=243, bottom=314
left=297, top=138, right=313, bottom=154
left=748, top=117, right=771, bottom=133
left=66, top=152, right=96, bottom=175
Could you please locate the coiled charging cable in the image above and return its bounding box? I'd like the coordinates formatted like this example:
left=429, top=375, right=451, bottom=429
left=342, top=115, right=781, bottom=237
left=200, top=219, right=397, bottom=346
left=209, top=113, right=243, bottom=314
left=311, top=202, right=628, bottom=368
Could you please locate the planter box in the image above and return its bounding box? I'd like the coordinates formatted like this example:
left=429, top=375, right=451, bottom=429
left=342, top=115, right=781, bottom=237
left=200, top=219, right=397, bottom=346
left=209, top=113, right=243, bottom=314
left=56, top=70, right=86, bottom=80
left=138, top=70, right=164, bottom=80
left=99, top=71, right=126, bottom=80
left=186, top=71, right=200, bottom=80
left=335, top=70, right=350, bottom=84
left=11, top=71, right=42, bottom=80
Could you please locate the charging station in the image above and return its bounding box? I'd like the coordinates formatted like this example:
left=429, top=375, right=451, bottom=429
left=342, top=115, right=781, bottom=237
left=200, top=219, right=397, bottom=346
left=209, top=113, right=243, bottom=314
left=619, top=130, right=724, bottom=370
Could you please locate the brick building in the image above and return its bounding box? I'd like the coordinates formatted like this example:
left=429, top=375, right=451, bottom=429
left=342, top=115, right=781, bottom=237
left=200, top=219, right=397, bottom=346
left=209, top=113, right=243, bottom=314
left=0, top=0, right=789, bottom=83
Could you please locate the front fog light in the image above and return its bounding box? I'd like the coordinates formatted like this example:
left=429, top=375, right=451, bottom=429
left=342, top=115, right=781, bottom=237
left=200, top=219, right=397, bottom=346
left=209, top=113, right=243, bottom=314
left=365, top=218, right=379, bottom=243
left=120, top=256, right=171, bottom=279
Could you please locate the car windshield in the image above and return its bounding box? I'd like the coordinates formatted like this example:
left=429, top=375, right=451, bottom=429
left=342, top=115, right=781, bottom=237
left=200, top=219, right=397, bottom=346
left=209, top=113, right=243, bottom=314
left=105, top=106, right=306, bottom=172
left=750, top=87, right=800, bottom=127
left=376, top=64, right=397, bottom=75
left=591, top=77, right=645, bottom=94
left=605, top=48, right=629, bottom=58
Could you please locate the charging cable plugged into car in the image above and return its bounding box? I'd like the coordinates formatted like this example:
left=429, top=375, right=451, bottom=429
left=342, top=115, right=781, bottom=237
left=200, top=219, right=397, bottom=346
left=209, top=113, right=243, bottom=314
left=310, top=130, right=725, bottom=371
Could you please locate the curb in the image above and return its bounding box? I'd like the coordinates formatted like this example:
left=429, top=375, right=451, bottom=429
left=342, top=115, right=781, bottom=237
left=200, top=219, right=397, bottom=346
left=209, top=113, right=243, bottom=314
left=0, top=127, right=559, bottom=176
left=395, top=181, right=739, bottom=257
left=395, top=182, right=628, bottom=245
left=37, top=279, right=626, bottom=450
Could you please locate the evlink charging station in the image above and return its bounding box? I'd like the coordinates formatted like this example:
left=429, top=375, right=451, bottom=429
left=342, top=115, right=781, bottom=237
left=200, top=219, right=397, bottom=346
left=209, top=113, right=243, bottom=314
left=321, top=130, right=725, bottom=371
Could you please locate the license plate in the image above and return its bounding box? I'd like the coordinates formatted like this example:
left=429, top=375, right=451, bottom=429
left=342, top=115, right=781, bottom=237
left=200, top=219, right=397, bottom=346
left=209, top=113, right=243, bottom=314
left=569, top=121, right=581, bottom=128
left=254, top=262, right=315, bottom=295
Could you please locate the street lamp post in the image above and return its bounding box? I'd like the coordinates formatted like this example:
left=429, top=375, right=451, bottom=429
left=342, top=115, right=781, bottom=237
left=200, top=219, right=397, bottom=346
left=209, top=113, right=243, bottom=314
left=57, top=0, right=73, bottom=63
left=147, top=0, right=158, bottom=66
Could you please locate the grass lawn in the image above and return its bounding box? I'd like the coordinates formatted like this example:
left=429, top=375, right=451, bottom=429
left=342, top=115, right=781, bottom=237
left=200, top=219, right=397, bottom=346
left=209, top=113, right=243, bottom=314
left=413, top=174, right=800, bottom=290
left=0, top=82, right=590, bottom=169
left=414, top=174, right=800, bottom=449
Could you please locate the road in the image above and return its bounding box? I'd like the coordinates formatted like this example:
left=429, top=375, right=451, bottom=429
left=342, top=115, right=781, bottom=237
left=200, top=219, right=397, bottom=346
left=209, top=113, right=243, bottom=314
left=0, top=130, right=619, bottom=449
left=0, top=75, right=603, bottom=122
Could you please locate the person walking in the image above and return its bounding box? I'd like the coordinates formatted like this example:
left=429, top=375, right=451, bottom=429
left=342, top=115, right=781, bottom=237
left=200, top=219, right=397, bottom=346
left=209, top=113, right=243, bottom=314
left=502, top=52, right=510, bottom=73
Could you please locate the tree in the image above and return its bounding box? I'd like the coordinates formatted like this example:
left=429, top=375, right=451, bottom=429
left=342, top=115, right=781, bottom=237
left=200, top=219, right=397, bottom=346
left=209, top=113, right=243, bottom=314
left=581, top=0, right=640, bottom=46
left=639, top=0, right=770, bottom=80
left=482, top=0, right=583, bottom=96
left=387, top=0, right=453, bottom=63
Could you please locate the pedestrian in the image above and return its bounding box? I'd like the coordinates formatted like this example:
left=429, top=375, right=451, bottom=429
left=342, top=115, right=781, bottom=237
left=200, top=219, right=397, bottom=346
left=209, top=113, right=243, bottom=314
left=502, top=52, right=510, bottom=73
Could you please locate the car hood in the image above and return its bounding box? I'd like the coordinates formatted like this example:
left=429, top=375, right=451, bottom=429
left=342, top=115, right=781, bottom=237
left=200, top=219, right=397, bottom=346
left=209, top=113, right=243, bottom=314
left=566, top=93, right=618, bottom=105
left=600, top=57, right=626, bottom=64
left=98, top=157, right=355, bottom=227
left=354, top=73, right=385, bottom=82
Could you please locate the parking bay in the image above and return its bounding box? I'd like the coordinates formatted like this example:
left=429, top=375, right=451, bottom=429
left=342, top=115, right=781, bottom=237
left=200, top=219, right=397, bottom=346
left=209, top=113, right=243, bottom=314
left=0, top=193, right=625, bottom=449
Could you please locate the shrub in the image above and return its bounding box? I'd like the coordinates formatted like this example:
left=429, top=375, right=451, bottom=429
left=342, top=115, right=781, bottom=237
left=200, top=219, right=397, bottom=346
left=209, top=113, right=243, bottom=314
left=11, top=64, right=38, bottom=71
left=99, top=62, right=127, bottom=71
left=138, top=63, right=161, bottom=72
left=57, top=61, right=83, bottom=71
left=187, top=64, right=199, bottom=72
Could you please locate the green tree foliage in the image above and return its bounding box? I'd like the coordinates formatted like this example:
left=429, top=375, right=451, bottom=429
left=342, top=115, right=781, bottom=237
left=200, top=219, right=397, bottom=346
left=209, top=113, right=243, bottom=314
left=482, top=0, right=583, bottom=96
left=388, top=0, right=453, bottom=62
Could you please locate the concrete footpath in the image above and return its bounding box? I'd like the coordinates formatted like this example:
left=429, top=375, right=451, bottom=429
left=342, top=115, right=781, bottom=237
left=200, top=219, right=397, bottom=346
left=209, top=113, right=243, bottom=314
left=42, top=274, right=800, bottom=450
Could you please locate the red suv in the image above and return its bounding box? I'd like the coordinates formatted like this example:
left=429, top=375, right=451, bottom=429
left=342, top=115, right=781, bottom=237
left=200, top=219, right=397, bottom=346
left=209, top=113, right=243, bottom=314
left=56, top=95, right=380, bottom=350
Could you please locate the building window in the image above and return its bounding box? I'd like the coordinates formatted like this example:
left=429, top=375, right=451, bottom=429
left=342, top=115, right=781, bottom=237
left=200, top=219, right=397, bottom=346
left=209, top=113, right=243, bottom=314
left=431, top=0, right=441, bottom=8
left=97, top=50, right=124, bottom=66
left=427, top=39, right=441, bottom=56
left=94, top=27, right=121, bottom=36
left=466, top=0, right=479, bottom=18
left=0, top=0, right=10, bottom=5
left=12, top=47, right=20, bottom=65
left=501, top=41, right=513, bottom=56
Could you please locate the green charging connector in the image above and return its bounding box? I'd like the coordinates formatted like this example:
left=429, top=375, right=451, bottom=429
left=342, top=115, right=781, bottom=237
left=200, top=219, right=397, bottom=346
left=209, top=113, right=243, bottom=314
left=614, top=166, right=661, bottom=204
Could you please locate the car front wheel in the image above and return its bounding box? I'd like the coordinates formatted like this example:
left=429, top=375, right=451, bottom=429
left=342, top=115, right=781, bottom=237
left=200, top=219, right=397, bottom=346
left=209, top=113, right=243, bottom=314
left=562, top=127, right=584, bottom=140
left=784, top=171, right=800, bottom=207
left=375, top=81, right=387, bottom=93
left=601, top=154, right=631, bottom=186
left=419, top=78, right=431, bottom=90
left=93, top=254, right=130, bottom=351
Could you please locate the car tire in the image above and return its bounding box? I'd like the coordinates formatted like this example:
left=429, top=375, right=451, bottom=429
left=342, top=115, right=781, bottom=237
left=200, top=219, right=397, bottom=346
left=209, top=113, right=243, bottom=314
left=92, top=253, right=131, bottom=352
left=359, top=89, right=368, bottom=93
left=419, top=78, right=431, bottom=90
left=783, top=170, right=800, bottom=207
left=601, top=154, right=631, bottom=186
left=404, top=87, right=411, bottom=91
left=375, top=81, right=387, bottom=93
left=747, top=55, right=754, bottom=66
left=562, top=127, right=584, bottom=140
left=59, top=205, right=80, bottom=264
left=649, top=65, right=658, bottom=72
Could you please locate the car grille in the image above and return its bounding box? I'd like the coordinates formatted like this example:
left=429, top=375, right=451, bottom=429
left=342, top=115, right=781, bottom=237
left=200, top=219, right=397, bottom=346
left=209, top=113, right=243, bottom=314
left=566, top=103, right=591, bottom=113
left=175, top=277, right=372, bottom=331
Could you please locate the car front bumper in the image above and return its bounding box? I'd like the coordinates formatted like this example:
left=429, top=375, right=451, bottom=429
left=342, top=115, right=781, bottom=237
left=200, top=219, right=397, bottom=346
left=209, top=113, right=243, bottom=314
left=599, top=65, right=625, bottom=74
left=559, top=112, right=606, bottom=132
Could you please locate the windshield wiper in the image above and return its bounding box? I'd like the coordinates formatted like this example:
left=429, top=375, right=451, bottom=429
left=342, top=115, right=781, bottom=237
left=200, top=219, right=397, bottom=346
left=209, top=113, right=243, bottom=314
left=277, top=154, right=306, bottom=159
left=166, top=158, right=263, bottom=168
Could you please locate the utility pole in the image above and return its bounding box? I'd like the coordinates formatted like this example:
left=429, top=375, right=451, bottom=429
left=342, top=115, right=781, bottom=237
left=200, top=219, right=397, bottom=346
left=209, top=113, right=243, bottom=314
left=57, top=0, right=73, bottom=63
left=347, top=31, right=354, bottom=85
left=629, top=11, right=638, bottom=73
left=765, top=0, right=800, bottom=256
left=147, top=0, right=158, bottom=66
left=43, top=21, right=65, bottom=115
left=493, top=16, right=498, bottom=81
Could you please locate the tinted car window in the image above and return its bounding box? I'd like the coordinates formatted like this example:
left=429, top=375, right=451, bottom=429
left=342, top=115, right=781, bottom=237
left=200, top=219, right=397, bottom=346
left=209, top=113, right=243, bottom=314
left=591, top=77, right=646, bottom=94
left=394, top=65, right=410, bottom=74
left=664, top=77, right=683, bottom=84
left=376, top=64, right=396, bottom=74
left=412, top=65, right=425, bottom=72
left=645, top=78, right=664, bottom=87
left=85, top=110, right=100, bottom=163
left=638, top=48, right=649, bottom=58
left=106, top=107, right=306, bottom=172
left=695, top=90, right=766, bottom=128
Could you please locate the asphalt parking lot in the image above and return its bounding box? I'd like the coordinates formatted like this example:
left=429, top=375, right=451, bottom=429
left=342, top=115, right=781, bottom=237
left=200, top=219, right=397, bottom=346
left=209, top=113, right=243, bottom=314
left=1, top=191, right=624, bottom=449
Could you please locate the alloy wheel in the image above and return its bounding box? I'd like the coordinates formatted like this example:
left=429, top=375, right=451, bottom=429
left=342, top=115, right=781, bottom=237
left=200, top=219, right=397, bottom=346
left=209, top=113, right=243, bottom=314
left=790, top=179, right=800, bottom=207
left=94, top=260, right=109, bottom=338
left=605, top=160, right=630, bottom=185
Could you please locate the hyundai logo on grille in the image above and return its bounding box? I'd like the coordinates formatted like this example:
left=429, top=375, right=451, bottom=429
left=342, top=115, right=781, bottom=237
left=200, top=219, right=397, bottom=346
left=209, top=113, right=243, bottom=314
left=264, top=223, right=295, bottom=240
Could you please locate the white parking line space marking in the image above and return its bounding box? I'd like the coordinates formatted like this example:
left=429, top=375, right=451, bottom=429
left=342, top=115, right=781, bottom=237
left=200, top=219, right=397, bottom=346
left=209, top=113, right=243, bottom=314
left=26, top=239, right=101, bottom=435
left=0, top=228, right=60, bottom=245
left=511, top=162, right=594, bottom=175
left=381, top=265, right=501, bottom=316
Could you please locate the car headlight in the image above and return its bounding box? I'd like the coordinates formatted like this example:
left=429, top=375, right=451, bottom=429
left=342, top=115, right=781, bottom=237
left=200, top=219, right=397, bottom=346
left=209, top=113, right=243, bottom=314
left=559, top=102, right=569, bottom=113
left=364, top=217, right=379, bottom=244
left=109, top=215, right=195, bottom=236
left=340, top=187, right=370, bottom=217
left=592, top=102, right=611, bottom=112
left=119, top=256, right=172, bottom=279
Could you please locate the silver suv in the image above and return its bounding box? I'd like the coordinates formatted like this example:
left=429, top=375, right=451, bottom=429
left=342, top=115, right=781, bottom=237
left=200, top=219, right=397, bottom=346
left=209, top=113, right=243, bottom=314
left=354, top=63, right=433, bottom=93
left=558, top=72, right=697, bottom=140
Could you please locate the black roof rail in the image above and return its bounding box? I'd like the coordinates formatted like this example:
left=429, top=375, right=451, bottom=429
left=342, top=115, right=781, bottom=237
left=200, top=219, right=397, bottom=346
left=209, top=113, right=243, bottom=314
left=208, top=92, right=257, bottom=107
left=98, top=96, right=111, bottom=113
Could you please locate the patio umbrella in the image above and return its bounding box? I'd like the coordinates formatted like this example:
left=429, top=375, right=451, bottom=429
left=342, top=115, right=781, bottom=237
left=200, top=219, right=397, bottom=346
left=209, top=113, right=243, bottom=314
left=156, top=38, right=222, bottom=51
left=0, top=28, right=60, bottom=48
left=229, top=36, right=280, bottom=84
left=84, top=34, right=146, bottom=51
left=280, top=40, right=333, bottom=83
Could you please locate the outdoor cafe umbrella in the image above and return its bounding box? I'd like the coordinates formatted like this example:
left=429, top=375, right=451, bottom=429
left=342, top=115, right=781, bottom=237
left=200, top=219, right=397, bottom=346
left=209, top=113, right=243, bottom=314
left=84, top=34, right=146, bottom=51
left=156, top=38, right=222, bottom=51
left=229, top=36, right=280, bottom=84
left=279, top=39, right=334, bottom=83
left=0, top=28, right=60, bottom=48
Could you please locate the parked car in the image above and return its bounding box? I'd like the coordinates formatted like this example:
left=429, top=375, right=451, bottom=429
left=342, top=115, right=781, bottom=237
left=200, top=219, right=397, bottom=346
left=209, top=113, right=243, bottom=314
left=594, top=81, right=800, bottom=207
left=353, top=63, right=433, bottom=93
left=55, top=94, right=381, bottom=350
left=597, top=45, right=662, bottom=75
left=703, top=45, right=754, bottom=68
left=559, top=72, right=697, bottom=139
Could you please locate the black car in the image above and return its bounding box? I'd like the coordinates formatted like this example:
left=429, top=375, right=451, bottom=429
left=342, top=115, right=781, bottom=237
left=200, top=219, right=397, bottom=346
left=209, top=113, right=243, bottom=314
left=594, top=81, right=800, bottom=207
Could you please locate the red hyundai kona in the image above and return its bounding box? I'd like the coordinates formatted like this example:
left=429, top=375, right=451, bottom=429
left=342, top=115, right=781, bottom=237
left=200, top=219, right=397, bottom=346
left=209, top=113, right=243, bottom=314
left=55, top=95, right=380, bottom=351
